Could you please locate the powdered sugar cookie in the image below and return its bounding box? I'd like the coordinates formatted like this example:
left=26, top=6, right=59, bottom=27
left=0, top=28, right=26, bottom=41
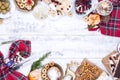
left=33, top=2, right=49, bottom=20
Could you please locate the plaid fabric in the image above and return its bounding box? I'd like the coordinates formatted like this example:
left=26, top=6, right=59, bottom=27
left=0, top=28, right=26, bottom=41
left=0, top=40, right=31, bottom=80
left=9, top=40, right=31, bottom=59
left=99, top=0, right=120, bottom=37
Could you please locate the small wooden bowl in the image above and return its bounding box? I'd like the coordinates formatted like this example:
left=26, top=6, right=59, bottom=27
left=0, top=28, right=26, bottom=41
left=15, top=0, right=38, bottom=12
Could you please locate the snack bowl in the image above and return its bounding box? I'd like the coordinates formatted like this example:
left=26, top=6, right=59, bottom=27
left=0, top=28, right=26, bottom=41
left=0, top=0, right=15, bottom=18
left=96, top=0, right=113, bottom=16
left=74, top=0, right=98, bottom=18
left=15, top=0, right=38, bottom=11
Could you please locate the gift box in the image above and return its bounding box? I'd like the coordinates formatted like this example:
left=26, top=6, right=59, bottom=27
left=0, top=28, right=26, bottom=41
left=102, top=51, right=120, bottom=79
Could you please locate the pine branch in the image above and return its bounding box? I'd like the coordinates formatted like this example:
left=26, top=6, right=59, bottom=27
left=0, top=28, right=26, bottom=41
left=30, top=52, right=51, bottom=72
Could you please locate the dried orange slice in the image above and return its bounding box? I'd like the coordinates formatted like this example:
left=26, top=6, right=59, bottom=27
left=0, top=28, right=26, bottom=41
left=88, top=14, right=101, bottom=26
left=29, top=69, right=41, bottom=80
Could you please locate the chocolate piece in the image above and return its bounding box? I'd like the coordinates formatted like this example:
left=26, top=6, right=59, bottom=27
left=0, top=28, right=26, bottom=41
left=114, top=60, right=120, bottom=78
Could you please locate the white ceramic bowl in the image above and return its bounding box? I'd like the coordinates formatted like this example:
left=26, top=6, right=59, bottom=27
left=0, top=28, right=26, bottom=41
left=96, top=0, right=113, bottom=16
left=0, top=0, right=15, bottom=18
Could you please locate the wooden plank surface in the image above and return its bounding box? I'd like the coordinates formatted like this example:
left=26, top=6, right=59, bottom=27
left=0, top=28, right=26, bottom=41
left=0, top=0, right=120, bottom=80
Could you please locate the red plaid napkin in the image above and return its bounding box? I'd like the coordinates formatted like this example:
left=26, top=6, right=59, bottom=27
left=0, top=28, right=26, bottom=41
left=99, top=0, right=120, bottom=37
left=9, top=40, right=31, bottom=59
left=0, top=40, right=31, bottom=80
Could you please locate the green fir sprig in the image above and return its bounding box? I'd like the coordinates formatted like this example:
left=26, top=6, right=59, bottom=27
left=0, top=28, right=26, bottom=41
left=30, top=52, right=51, bottom=72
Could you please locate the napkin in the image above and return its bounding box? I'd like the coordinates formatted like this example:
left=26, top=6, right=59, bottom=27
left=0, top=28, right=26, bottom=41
left=99, top=0, right=120, bottom=37
left=0, top=40, right=31, bottom=80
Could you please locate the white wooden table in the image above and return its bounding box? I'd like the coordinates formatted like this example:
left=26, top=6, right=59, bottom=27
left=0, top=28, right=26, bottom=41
left=0, top=0, right=120, bottom=80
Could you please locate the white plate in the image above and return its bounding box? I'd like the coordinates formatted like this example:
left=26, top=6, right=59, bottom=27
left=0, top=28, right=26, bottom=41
left=74, top=0, right=98, bottom=18
left=0, top=0, right=15, bottom=18
left=48, top=0, right=73, bottom=20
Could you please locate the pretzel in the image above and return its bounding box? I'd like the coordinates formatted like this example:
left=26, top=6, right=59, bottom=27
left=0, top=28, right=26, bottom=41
left=21, top=0, right=27, bottom=3
left=44, top=64, right=50, bottom=70
left=42, top=69, right=47, bottom=73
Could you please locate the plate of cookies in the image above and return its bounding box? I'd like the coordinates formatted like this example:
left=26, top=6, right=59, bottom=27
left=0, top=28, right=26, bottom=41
left=15, top=0, right=38, bottom=11
left=47, top=0, right=73, bottom=20
left=0, top=0, right=15, bottom=18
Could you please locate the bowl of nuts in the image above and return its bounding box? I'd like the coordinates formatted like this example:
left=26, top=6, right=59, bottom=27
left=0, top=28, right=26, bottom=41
left=0, top=0, right=15, bottom=18
left=96, top=0, right=113, bottom=16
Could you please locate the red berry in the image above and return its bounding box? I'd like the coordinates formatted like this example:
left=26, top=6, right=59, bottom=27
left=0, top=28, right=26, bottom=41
left=27, top=0, right=32, bottom=5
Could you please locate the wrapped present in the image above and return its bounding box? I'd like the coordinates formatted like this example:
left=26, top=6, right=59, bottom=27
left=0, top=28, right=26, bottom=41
left=102, top=51, right=120, bottom=79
